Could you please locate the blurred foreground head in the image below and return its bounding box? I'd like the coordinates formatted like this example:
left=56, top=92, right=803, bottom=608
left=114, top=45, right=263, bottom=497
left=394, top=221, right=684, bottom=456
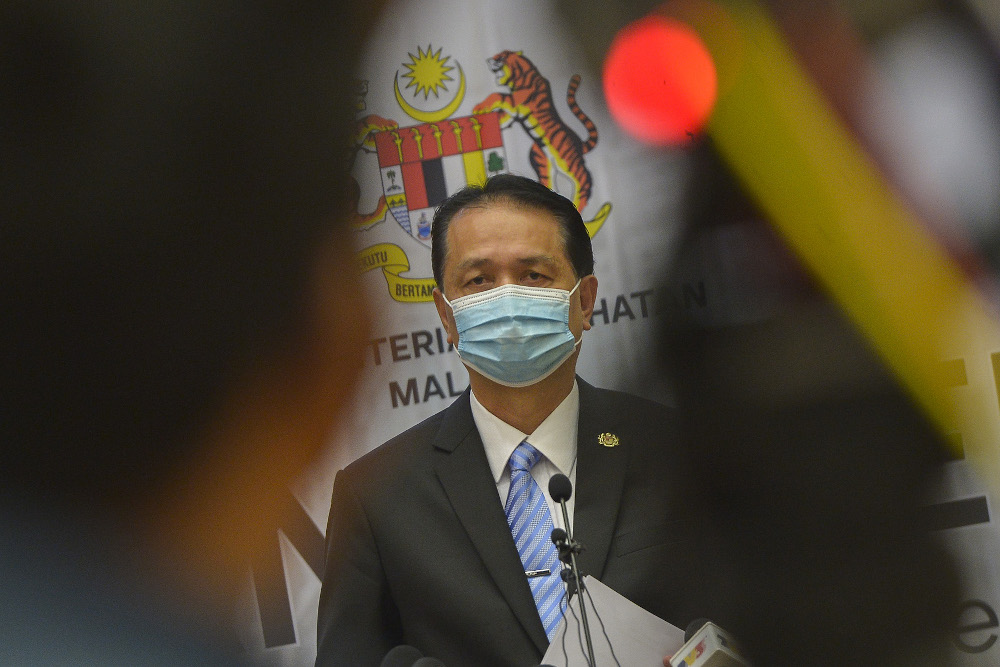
left=658, top=142, right=960, bottom=666
left=1, top=0, right=373, bottom=627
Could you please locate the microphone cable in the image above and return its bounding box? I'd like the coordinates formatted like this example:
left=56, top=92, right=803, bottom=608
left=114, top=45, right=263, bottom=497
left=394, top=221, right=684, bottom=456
left=561, top=583, right=589, bottom=667
left=581, top=581, right=622, bottom=667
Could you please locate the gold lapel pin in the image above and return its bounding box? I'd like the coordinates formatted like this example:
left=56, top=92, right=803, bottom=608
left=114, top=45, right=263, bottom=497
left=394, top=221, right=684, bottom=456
left=598, top=432, right=620, bottom=448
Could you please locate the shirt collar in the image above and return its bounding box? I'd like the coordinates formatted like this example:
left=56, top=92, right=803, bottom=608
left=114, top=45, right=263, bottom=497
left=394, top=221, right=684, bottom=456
left=471, top=380, right=580, bottom=484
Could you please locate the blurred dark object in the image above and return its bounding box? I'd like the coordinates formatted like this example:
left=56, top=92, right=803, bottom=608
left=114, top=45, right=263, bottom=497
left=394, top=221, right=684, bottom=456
left=0, top=0, right=375, bottom=662
left=657, top=141, right=960, bottom=666
left=1, top=0, right=368, bottom=502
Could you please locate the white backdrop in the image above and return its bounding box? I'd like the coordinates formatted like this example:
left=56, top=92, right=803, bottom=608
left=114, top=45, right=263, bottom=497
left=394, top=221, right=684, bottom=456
left=236, top=1, right=687, bottom=663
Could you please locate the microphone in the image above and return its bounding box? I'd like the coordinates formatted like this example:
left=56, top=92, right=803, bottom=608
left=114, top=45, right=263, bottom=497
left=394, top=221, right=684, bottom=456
left=670, top=619, right=750, bottom=666
left=549, top=472, right=572, bottom=503
left=547, top=474, right=575, bottom=546
left=547, top=476, right=584, bottom=571
left=548, top=473, right=595, bottom=667
left=550, top=527, right=578, bottom=592
left=379, top=645, right=424, bottom=667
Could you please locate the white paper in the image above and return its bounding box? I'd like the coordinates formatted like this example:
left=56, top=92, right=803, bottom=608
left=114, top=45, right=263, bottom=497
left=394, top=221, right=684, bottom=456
left=541, top=576, right=686, bottom=667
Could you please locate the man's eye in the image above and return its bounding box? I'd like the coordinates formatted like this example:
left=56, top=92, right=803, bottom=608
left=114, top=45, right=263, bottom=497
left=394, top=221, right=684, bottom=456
left=470, top=276, right=486, bottom=285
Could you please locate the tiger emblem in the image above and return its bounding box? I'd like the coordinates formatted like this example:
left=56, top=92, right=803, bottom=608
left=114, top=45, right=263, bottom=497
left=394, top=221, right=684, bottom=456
left=473, top=51, right=611, bottom=230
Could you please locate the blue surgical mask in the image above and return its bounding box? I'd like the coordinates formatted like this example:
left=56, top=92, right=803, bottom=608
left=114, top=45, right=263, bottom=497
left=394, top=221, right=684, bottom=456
left=443, top=280, right=583, bottom=387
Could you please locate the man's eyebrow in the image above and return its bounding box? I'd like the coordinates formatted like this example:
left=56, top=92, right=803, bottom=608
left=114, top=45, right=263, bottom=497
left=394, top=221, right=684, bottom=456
left=515, top=254, right=559, bottom=267
left=455, top=257, right=493, bottom=272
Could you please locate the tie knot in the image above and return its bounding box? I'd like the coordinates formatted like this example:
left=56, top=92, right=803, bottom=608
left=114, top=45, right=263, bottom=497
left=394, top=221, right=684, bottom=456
left=509, top=441, right=542, bottom=472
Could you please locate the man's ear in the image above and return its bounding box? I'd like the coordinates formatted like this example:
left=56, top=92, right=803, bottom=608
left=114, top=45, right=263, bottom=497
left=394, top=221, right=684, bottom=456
left=579, top=275, right=598, bottom=331
left=432, top=288, right=457, bottom=345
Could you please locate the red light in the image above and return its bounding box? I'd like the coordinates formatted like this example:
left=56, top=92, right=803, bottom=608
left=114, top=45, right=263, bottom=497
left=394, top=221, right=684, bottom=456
left=603, top=14, right=717, bottom=146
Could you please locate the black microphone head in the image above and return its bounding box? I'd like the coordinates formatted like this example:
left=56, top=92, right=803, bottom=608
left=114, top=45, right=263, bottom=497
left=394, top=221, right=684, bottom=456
left=684, top=618, right=712, bottom=643
left=411, top=658, right=446, bottom=667
left=551, top=527, right=568, bottom=545
left=380, top=645, right=423, bottom=667
left=549, top=473, right=572, bottom=502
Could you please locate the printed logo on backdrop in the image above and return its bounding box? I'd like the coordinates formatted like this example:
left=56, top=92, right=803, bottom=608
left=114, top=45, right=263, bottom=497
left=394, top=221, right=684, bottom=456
left=351, top=45, right=613, bottom=303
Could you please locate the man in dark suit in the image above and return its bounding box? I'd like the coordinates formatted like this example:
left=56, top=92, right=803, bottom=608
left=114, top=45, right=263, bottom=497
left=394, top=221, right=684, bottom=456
left=316, top=175, right=700, bottom=666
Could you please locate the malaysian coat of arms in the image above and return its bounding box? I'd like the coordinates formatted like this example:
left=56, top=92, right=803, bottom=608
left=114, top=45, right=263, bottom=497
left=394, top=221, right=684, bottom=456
left=352, top=45, right=612, bottom=303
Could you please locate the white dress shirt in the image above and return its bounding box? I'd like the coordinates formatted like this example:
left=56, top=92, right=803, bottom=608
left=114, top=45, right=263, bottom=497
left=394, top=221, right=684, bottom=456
left=471, top=380, right=578, bottom=532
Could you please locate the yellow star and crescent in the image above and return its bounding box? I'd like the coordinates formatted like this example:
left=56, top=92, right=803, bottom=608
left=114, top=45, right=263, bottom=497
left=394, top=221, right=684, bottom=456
left=394, top=45, right=466, bottom=123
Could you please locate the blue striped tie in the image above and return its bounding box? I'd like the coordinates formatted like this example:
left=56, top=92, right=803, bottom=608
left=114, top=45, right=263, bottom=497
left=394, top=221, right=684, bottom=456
left=504, top=441, right=563, bottom=641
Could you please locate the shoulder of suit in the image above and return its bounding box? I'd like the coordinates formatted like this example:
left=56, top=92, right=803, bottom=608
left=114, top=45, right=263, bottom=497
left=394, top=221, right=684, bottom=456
left=580, top=379, right=675, bottom=419
left=341, top=395, right=463, bottom=478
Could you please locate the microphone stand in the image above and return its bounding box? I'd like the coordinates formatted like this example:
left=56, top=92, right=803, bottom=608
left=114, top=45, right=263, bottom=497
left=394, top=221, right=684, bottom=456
left=553, top=500, right=595, bottom=667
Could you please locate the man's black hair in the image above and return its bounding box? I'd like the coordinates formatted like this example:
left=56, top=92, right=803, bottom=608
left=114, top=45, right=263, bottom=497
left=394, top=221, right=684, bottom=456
left=430, top=174, right=595, bottom=289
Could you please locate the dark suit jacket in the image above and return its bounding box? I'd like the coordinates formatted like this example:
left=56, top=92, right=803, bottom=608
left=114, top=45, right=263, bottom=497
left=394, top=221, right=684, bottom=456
left=316, top=378, right=703, bottom=667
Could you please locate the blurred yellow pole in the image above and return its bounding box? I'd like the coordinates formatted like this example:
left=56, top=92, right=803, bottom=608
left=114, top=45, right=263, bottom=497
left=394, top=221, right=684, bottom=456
left=694, top=0, right=1000, bottom=485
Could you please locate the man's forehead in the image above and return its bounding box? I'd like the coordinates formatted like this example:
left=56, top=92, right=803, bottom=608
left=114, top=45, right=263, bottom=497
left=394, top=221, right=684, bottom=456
left=447, top=213, right=568, bottom=261
left=447, top=203, right=562, bottom=243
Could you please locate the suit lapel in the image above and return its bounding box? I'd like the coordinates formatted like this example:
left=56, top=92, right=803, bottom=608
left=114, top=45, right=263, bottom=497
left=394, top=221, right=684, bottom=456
left=573, top=378, right=628, bottom=580
left=432, top=391, right=550, bottom=654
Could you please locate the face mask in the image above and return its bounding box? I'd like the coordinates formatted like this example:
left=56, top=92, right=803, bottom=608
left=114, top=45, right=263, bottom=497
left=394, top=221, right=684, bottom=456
left=443, top=280, right=582, bottom=387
